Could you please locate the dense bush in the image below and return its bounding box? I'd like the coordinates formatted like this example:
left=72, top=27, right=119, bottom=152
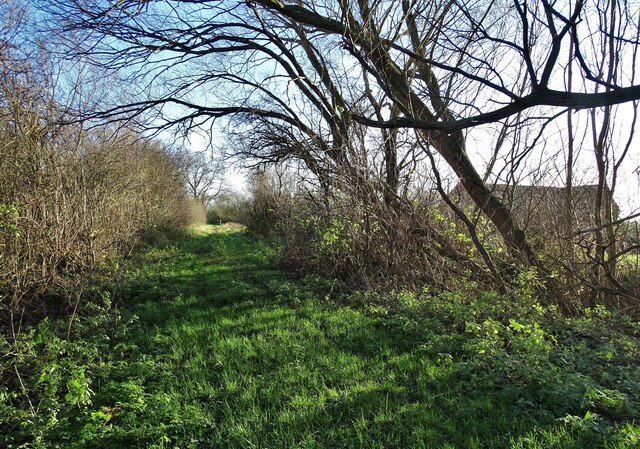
left=240, top=169, right=491, bottom=292
left=241, top=166, right=639, bottom=313
left=0, top=126, right=195, bottom=317
left=0, top=39, right=196, bottom=320
left=242, top=169, right=299, bottom=236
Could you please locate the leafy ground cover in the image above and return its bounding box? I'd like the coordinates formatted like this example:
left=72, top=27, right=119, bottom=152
left=2, top=224, right=639, bottom=448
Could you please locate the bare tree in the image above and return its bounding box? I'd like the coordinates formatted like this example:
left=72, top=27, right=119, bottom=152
left=39, top=0, right=640, bottom=298
left=180, top=150, right=226, bottom=207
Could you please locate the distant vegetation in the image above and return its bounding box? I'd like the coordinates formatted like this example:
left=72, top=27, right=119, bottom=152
left=206, top=190, right=249, bottom=225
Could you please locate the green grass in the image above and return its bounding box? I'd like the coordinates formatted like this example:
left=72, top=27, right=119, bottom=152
left=2, top=225, right=639, bottom=448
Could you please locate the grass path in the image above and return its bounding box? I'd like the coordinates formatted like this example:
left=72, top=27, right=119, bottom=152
left=75, top=225, right=638, bottom=448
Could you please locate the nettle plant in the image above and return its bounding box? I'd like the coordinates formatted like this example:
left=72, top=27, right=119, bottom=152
left=0, top=293, right=132, bottom=448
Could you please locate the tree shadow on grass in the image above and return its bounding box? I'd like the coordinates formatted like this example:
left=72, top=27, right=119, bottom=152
left=101, top=231, right=618, bottom=449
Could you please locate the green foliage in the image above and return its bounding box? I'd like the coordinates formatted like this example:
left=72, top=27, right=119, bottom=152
left=317, top=217, right=353, bottom=253
left=0, top=295, right=132, bottom=448
left=64, top=369, right=92, bottom=406
left=2, top=226, right=638, bottom=448
left=514, top=267, right=545, bottom=302
left=0, top=203, right=21, bottom=240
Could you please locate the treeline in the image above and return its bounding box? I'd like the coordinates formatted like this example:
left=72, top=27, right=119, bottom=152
left=0, top=34, right=200, bottom=324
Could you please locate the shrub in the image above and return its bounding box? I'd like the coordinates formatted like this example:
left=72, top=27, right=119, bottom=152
left=0, top=41, right=196, bottom=319
left=242, top=169, right=300, bottom=236
left=0, top=291, right=132, bottom=448
left=240, top=168, right=488, bottom=292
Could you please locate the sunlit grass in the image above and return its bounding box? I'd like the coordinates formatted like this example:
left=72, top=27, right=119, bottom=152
left=15, top=227, right=635, bottom=448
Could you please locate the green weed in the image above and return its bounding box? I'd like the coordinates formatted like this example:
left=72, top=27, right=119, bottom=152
left=2, top=224, right=638, bottom=448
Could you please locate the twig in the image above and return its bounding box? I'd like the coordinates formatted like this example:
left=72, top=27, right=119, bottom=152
left=14, top=365, right=36, bottom=418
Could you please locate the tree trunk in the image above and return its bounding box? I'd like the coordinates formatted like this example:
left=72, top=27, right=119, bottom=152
left=430, top=131, right=539, bottom=266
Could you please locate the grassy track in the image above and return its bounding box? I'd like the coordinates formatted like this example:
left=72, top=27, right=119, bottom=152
left=31, top=225, right=639, bottom=448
